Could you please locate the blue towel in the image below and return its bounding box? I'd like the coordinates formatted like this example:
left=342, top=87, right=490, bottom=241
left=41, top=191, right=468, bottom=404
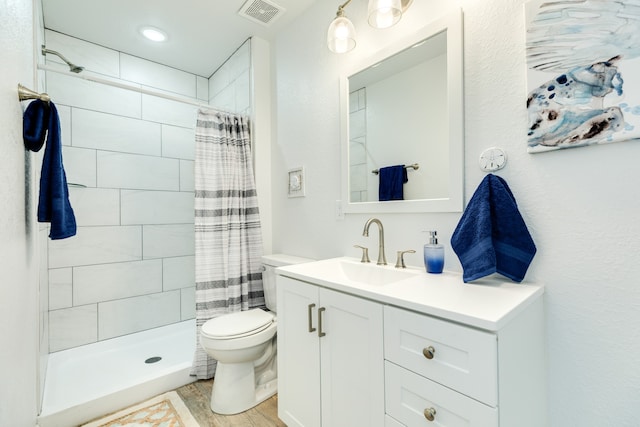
left=24, top=99, right=77, bottom=240
left=451, top=174, right=536, bottom=283
left=378, top=165, right=408, bottom=201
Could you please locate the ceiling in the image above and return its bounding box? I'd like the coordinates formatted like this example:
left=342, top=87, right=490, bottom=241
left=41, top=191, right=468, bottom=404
left=42, top=0, right=317, bottom=77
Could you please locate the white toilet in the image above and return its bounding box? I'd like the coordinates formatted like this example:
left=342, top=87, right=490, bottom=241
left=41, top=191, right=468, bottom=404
left=199, top=254, right=312, bottom=415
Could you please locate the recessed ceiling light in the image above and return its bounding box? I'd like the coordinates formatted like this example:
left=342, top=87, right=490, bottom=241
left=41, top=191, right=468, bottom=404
left=140, top=26, right=167, bottom=42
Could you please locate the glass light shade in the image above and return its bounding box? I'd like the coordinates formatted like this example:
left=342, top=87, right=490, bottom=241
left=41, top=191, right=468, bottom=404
left=327, top=16, right=357, bottom=53
left=368, top=0, right=402, bottom=29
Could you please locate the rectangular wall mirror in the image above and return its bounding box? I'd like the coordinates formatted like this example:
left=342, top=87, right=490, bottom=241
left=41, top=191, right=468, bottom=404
left=340, top=8, right=464, bottom=213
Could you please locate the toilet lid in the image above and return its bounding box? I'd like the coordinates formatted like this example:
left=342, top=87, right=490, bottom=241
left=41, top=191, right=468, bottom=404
left=202, top=309, right=274, bottom=339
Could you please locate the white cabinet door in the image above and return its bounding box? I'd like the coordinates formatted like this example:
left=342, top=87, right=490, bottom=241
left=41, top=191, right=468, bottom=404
left=277, top=277, right=321, bottom=427
left=277, top=276, right=385, bottom=427
left=319, top=288, right=384, bottom=427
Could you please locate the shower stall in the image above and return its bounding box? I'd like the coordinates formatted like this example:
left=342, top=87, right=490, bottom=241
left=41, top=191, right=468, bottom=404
left=35, top=29, right=259, bottom=426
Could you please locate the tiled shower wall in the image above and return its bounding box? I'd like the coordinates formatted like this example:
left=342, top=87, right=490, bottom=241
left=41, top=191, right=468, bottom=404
left=349, top=88, right=368, bottom=202
left=43, top=30, right=251, bottom=352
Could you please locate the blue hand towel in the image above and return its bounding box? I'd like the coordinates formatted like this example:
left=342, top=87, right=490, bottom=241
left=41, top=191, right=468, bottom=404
left=378, top=165, right=408, bottom=201
left=24, top=99, right=77, bottom=240
left=451, top=174, right=536, bottom=283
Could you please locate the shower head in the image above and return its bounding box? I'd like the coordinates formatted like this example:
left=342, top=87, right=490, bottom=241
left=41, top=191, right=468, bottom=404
left=41, top=45, right=85, bottom=73
left=68, top=64, right=85, bottom=73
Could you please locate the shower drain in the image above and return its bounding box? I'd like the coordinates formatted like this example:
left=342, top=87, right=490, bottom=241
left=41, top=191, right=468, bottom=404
left=145, top=356, right=162, bottom=364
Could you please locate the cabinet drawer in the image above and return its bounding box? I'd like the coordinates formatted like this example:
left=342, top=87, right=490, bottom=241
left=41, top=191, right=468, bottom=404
left=385, top=415, right=405, bottom=427
left=385, top=362, right=498, bottom=427
left=384, top=306, right=497, bottom=406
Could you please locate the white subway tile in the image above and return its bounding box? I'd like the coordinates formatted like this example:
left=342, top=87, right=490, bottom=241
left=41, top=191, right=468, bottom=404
left=210, top=85, right=235, bottom=113
left=121, top=190, right=194, bottom=225
left=349, top=138, right=367, bottom=165
left=349, top=109, right=366, bottom=139
left=72, top=109, right=161, bottom=156
left=45, top=30, right=120, bottom=77
left=180, top=160, right=194, bottom=192
left=196, top=76, right=209, bottom=101
left=74, top=259, right=162, bottom=305
left=57, top=105, right=71, bottom=146
left=163, top=256, right=195, bottom=291
left=120, top=54, right=196, bottom=98
left=143, top=224, right=194, bottom=259
left=142, top=95, right=198, bottom=128
left=209, top=66, right=230, bottom=99
left=49, top=304, right=97, bottom=352
left=49, top=268, right=72, bottom=310
left=46, top=72, right=141, bottom=119
left=97, top=151, right=179, bottom=191
left=234, top=70, right=251, bottom=113
left=162, top=125, right=194, bottom=160
left=181, top=287, right=196, bottom=320
left=228, top=41, right=251, bottom=78
left=49, top=225, right=142, bottom=268
left=69, top=187, right=120, bottom=226
left=62, top=146, right=96, bottom=188
left=98, top=291, right=181, bottom=340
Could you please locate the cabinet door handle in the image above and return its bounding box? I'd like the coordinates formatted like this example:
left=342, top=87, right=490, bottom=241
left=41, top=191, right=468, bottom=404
left=308, top=303, right=316, bottom=333
left=424, top=407, right=437, bottom=422
left=423, top=346, right=436, bottom=360
left=318, top=307, right=326, bottom=337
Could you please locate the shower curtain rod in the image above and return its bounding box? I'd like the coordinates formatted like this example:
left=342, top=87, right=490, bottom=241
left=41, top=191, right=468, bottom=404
left=38, top=63, right=218, bottom=111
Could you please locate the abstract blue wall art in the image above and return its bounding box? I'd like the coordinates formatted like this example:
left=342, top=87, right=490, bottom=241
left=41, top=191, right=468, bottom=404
left=526, top=0, right=640, bottom=153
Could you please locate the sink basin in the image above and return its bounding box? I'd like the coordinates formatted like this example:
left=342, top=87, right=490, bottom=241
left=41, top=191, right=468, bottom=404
left=337, top=259, right=417, bottom=286
left=277, top=257, right=421, bottom=288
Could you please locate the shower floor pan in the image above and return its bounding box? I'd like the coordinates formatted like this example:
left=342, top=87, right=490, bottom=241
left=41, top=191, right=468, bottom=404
left=38, top=319, right=196, bottom=427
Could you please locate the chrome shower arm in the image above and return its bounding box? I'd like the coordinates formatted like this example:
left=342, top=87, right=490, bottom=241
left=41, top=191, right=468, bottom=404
left=41, top=45, right=84, bottom=73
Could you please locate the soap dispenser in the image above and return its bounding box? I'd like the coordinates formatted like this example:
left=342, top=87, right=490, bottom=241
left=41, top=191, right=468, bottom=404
left=424, top=231, right=444, bottom=274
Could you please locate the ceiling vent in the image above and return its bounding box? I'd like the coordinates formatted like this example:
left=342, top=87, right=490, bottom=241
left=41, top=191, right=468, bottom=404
left=238, top=0, right=285, bottom=27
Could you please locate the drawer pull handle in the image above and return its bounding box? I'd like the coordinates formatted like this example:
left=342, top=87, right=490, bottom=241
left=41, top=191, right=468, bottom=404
left=424, top=407, right=437, bottom=422
left=318, top=307, right=326, bottom=337
left=423, top=346, right=436, bottom=360
left=308, top=304, right=316, bottom=333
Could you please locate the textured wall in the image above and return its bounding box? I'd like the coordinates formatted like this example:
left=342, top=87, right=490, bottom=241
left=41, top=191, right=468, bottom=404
left=273, top=0, right=640, bottom=425
left=0, top=0, right=39, bottom=425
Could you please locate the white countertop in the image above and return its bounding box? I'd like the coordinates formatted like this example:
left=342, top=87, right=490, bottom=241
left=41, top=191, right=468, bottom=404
left=275, top=257, right=544, bottom=331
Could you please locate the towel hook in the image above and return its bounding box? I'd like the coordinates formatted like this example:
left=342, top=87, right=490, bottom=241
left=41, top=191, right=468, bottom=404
left=18, top=84, right=51, bottom=104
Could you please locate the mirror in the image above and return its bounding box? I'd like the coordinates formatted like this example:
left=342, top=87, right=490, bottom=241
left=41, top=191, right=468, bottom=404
left=340, top=9, right=464, bottom=213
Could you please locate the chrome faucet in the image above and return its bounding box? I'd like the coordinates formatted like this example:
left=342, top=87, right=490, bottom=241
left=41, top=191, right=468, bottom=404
left=362, top=218, right=387, bottom=265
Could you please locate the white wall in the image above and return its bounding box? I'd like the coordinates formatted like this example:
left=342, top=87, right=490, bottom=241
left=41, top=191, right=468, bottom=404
left=0, top=0, right=39, bottom=425
left=273, top=1, right=640, bottom=425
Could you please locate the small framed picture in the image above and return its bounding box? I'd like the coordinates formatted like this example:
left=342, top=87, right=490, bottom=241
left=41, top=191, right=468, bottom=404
left=288, top=167, right=305, bottom=198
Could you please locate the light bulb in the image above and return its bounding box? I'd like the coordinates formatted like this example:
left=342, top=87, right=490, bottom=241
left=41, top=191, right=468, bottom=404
left=368, top=0, right=402, bottom=29
left=327, top=15, right=356, bottom=53
left=140, top=26, right=167, bottom=42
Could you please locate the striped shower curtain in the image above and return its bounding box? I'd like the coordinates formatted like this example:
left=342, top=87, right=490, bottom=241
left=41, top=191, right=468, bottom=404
left=190, top=109, right=265, bottom=379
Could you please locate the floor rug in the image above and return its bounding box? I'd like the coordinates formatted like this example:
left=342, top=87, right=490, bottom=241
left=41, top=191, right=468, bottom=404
left=81, top=391, right=200, bottom=427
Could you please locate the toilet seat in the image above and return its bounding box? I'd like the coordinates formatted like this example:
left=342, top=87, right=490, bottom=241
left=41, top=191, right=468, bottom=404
left=202, top=309, right=275, bottom=340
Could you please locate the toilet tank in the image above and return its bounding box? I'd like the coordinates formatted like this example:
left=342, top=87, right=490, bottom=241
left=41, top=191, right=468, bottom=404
left=262, top=254, right=313, bottom=313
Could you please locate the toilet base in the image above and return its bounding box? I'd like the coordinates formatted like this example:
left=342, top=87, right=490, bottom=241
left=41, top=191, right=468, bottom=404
left=210, top=361, right=277, bottom=415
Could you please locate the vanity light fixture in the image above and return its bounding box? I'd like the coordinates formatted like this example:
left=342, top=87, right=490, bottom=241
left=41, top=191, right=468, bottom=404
left=368, top=0, right=402, bottom=28
left=327, top=0, right=413, bottom=53
left=140, top=26, right=168, bottom=42
left=327, top=0, right=357, bottom=54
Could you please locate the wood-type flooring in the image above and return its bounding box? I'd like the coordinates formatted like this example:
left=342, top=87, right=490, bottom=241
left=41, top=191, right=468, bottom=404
left=175, top=379, right=287, bottom=427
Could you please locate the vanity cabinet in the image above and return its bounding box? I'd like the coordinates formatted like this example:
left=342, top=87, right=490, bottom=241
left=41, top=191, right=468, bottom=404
left=277, top=276, right=385, bottom=427
left=276, top=257, right=546, bottom=427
